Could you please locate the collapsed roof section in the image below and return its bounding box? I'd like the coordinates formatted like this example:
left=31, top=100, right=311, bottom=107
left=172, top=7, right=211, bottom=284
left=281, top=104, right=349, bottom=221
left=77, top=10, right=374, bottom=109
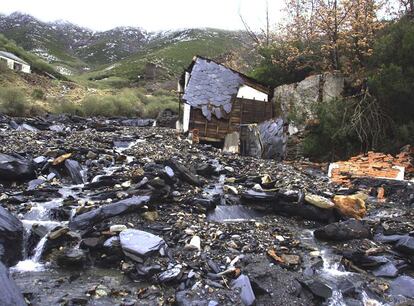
left=182, top=57, right=243, bottom=121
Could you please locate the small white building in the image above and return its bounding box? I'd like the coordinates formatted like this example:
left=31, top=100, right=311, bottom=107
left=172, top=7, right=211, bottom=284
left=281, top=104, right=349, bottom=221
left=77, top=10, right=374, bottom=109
left=0, top=51, right=31, bottom=73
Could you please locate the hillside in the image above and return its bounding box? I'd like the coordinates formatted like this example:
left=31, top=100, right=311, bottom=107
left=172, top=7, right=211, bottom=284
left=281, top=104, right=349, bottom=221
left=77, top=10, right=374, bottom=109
left=0, top=13, right=255, bottom=88
left=79, top=28, right=254, bottom=89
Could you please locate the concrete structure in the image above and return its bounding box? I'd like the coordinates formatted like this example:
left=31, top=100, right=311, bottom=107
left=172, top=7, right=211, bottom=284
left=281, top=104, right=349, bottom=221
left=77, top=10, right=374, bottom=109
left=0, top=51, right=31, bottom=73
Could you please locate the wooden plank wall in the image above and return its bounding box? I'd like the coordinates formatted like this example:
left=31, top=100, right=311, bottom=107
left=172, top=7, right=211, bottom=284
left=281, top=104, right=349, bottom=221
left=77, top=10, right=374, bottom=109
left=189, top=98, right=273, bottom=141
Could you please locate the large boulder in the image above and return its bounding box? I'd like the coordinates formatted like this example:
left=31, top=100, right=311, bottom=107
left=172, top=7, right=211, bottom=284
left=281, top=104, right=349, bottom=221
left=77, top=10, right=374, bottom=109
left=0, top=206, right=23, bottom=266
left=0, top=153, right=35, bottom=182
left=314, top=219, right=371, bottom=241
left=69, top=196, right=150, bottom=230
left=0, top=262, right=26, bottom=306
left=322, top=72, right=344, bottom=103
left=333, top=195, right=366, bottom=219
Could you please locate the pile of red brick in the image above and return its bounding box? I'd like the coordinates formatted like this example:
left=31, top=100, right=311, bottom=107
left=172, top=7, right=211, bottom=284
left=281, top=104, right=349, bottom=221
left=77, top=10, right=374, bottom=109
left=329, top=146, right=413, bottom=184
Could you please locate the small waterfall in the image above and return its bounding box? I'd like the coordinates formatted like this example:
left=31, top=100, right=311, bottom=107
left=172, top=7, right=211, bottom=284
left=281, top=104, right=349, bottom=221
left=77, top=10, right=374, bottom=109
left=32, top=236, right=48, bottom=262
left=300, top=230, right=384, bottom=306
left=11, top=236, right=48, bottom=272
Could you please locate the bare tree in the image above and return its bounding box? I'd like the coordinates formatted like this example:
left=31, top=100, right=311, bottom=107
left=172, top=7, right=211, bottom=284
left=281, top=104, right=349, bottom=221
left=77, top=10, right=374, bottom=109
left=239, top=0, right=272, bottom=46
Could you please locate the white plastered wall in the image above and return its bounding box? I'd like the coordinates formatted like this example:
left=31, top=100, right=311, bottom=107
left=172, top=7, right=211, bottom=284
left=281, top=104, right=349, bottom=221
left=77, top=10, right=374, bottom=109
left=237, top=85, right=268, bottom=101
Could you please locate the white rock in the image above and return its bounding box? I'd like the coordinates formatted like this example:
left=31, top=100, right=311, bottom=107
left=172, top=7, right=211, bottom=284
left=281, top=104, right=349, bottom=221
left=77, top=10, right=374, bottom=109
left=110, top=224, right=127, bottom=233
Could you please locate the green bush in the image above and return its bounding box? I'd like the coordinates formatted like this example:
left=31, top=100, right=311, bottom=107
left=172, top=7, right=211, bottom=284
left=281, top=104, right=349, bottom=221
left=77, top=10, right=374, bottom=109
left=50, top=98, right=84, bottom=116
left=0, top=87, right=31, bottom=116
left=81, top=90, right=144, bottom=117
left=31, top=88, right=45, bottom=100
left=0, top=60, right=8, bottom=73
left=301, top=98, right=360, bottom=161
left=144, top=98, right=178, bottom=118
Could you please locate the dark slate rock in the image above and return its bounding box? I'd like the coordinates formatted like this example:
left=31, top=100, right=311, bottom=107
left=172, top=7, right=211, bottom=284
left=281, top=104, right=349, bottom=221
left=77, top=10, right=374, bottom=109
left=0, top=262, right=26, bottom=306
left=231, top=274, right=256, bottom=306
left=166, top=159, right=202, bottom=187
left=343, top=251, right=389, bottom=269
left=314, top=219, right=371, bottom=241
left=390, top=276, right=414, bottom=298
left=301, top=279, right=333, bottom=299
left=158, top=266, right=182, bottom=283
left=0, top=206, right=23, bottom=266
left=69, top=196, right=150, bottom=230
left=120, top=229, right=165, bottom=260
left=27, top=179, right=45, bottom=191
left=395, top=236, right=414, bottom=255
left=17, top=123, right=38, bottom=132
left=0, top=153, right=35, bottom=182
left=57, top=248, right=86, bottom=269
left=135, top=264, right=162, bottom=278
left=64, top=159, right=84, bottom=184
left=374, top=234, right=406, bottom=244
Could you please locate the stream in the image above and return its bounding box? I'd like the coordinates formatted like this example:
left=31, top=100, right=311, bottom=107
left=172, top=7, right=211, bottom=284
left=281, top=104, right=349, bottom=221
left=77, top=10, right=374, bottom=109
left=10, top=140, right=142, bottom=273
left=5, top=137, right=408, bottom=305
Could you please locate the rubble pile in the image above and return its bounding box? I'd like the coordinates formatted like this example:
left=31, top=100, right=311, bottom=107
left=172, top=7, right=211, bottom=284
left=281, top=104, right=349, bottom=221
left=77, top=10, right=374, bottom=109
left=329, top=149, right=414, bottom=184
left=0, top=114, right=412, bottom=305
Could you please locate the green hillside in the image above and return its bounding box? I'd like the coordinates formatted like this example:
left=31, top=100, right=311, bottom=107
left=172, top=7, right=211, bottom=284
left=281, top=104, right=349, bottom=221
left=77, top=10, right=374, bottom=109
left=0, top=34, right=65, bottom=79
left=76, top=29, right=251, bottom=88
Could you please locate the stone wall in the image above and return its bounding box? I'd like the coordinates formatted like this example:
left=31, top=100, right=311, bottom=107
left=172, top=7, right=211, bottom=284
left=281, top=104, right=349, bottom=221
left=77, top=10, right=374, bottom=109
left=273, top=72, right=345, bottom=127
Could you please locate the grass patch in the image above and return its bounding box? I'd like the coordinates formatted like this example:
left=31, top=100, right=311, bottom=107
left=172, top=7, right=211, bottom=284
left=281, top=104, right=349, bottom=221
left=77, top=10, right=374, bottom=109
left=0, top=87, right=31, bottom=116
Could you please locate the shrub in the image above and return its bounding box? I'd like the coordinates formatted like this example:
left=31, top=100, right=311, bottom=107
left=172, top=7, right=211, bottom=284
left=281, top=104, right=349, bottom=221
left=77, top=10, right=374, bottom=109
left=0, top=60, right=8, bottom=73
left=31, top=88, right=45, bottom=100
left=0, top=87, right=31, bottom=117
left=81, top=91, right=144, bottom=117
left=50, top=98, right=84, bottom=116
left=301, top=98, right=361, bottom=161
left=144, top=98, right=178, bottom=118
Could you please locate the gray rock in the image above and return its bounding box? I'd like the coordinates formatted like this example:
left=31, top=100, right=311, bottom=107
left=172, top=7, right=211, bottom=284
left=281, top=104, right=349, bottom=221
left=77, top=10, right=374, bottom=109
left=0, top=206, right=23, bottom=266
left=373, top=262, right=399, bottom=278
left=119, top=229, right=165, bottom=259
left=395, top=236, right=414, bottom=255
left=314, top=219, right=371, bottom=241
left=0, top=262, right=26, bottom=306
left=69, top=196, right=150, bottom=230
left=390, top=276, right=414, bottom=298
left=57, top=248, right=86, bottom=268
left=158, top=266, right=182, bottom=283
left=166, top=159, right=203, bottom=186
left=64, top=159, right=84, bottom=184
left=231, top=274, right=256, bottom=306
left=0, top=153, right=35, bottom=182
left=301, top=279, right=332, bottom=299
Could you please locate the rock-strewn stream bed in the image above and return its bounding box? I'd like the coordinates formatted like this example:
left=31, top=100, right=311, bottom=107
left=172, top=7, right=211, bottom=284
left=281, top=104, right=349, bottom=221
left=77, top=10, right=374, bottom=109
left=0, top=114, right=413, bottom=305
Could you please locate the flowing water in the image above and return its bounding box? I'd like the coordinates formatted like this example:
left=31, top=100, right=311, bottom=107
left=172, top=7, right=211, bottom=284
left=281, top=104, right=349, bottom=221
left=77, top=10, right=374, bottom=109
left=11, top=140, right=143, bottom=273
left=300, top=230, right=385, bottom=306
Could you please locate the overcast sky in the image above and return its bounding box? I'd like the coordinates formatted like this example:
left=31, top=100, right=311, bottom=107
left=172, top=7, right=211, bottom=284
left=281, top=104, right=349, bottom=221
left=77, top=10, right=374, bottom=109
left=0, top=0, right=285, bottom=32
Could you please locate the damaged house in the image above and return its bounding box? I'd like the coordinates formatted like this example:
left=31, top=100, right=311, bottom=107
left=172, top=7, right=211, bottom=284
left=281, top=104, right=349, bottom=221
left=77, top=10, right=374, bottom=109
left=178, top=56, right=287, bottom=159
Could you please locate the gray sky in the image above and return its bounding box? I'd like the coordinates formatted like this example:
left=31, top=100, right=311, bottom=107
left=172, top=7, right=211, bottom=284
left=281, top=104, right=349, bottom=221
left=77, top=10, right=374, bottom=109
left=0, top=0, right=285, bottom=32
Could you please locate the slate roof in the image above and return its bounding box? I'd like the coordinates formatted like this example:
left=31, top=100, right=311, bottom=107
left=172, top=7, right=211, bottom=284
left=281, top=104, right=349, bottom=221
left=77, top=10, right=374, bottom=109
left=0, top=51, right=29, bottom=65
left=182, top=57, right=244, bottom=121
